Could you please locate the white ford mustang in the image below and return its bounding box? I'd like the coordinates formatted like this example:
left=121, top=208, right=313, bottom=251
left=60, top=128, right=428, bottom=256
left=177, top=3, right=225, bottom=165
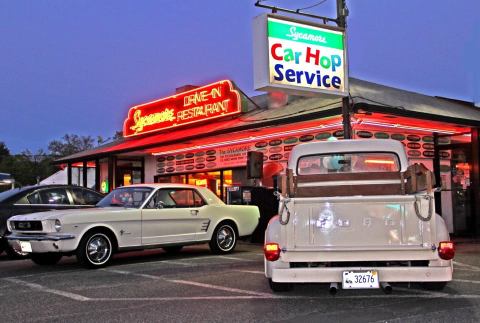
left=7, top=184, right=260, bottom=268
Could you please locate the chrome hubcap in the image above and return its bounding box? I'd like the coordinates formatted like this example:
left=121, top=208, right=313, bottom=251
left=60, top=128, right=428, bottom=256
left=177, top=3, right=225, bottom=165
left=217, top=226, right=235, bottom=251
left=87, top=234, right=111, bottom=264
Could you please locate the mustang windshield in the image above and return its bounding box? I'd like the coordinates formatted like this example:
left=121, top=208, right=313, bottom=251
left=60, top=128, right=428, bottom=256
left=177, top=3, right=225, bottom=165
left=97, top=187, right=153, bottom=208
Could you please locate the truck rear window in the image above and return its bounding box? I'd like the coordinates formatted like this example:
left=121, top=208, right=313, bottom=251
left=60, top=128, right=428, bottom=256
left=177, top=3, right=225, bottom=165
left=297, top=152, right=400, bottom=175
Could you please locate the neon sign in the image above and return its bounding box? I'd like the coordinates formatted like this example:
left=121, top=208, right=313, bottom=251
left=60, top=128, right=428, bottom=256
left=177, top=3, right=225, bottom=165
left=123, top=80, right=244, bottom=137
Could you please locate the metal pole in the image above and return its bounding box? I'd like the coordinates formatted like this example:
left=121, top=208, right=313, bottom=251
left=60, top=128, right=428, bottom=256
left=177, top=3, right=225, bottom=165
left=471, top=127, right=480, bottom=236
left=67, top=163, right=72, bottom=186
left=433, top=132, right=442, bottom=216
left=336, top=0, right=352, bottom=139
left=82, top=161, right=88, bottom=187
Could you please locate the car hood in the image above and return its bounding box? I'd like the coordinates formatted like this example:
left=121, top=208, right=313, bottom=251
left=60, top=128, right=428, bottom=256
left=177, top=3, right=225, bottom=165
left=8, top=207, right=133, bottom=222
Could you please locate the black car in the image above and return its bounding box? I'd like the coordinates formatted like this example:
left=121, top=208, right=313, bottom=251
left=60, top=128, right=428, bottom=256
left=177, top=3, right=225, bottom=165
left=0, top=185, right=104, bottom=258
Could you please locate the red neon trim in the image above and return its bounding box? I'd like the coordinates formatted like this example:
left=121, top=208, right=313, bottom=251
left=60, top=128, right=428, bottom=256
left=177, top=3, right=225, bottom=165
left=149, top=118, right=343, bottom=156
left=353, top=114, right=469, bottom=134
left=123, top=80, right=243, bottom=138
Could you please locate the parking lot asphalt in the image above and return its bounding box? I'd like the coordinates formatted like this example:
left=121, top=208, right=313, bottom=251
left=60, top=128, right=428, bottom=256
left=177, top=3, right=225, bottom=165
left=1, top=242, right=480, bottom=323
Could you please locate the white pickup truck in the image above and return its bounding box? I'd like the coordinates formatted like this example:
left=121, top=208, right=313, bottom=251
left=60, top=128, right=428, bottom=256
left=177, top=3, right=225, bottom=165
left=264, top=139, right=454, bottom=293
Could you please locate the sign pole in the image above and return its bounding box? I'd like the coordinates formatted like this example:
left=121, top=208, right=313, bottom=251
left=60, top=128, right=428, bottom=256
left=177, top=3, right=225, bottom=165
left=336, top=0, right=352, bottom=139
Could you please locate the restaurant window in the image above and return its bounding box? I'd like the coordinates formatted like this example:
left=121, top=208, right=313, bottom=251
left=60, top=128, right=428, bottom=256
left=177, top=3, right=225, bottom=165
left=155, top=168, right=248, bottom=202
left=154, top=175, right=187, bottom=184
left=188, top=171, right=221, bottom=196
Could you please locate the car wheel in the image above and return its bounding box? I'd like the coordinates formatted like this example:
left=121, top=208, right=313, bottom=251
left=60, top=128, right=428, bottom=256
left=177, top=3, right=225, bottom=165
left=209, top=223, right=237, bottom=254
left=5, top=245, right=29, bottom=259
left=77, top=231, right=113, bottom=268
left=30, top=253, right=62, bottom=266
left=162, top=246, right=183, bottom=254
left=422, top=281, right=447, bottom=291
left=268, top=279, right=293, bottom=292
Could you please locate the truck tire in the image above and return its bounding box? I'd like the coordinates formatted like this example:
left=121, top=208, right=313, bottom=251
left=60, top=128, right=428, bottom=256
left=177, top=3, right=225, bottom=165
left=31, top=253, right=62, bottom=266
left=268, top=279, right=293, bottom=292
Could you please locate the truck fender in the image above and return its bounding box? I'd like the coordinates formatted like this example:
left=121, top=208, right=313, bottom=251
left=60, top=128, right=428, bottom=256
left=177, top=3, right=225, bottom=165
left=430, top=214, right=453, bottom=268
left=264, top=215, right=289, bottom=278
left=265, top=215, right=281, bottom=244
left=435, top=214, right=450, bottom=242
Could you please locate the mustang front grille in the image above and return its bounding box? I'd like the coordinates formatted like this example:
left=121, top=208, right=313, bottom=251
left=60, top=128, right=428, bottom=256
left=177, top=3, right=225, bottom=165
left=12, top=221, right=43, bottom=231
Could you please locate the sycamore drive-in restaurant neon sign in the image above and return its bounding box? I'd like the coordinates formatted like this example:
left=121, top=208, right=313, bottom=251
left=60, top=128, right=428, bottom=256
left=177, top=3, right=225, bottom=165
left=123, top=80, right=243, bottom=137
left=253, top=14, right=348, bottom=97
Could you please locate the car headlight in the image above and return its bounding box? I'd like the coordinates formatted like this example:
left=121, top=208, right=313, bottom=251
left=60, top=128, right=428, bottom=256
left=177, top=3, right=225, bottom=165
left=6, top=220, right=11, bottom=232
left=54, top=219, right=62, bottom=232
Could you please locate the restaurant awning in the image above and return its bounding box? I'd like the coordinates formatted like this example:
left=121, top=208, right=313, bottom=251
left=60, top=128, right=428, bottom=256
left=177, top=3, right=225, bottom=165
left=56, top=78, right=480, bottom=164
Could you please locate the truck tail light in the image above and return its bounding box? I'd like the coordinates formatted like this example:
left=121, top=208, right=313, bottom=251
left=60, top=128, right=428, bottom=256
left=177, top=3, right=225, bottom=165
left=264, top=243, right=281, bottom=261
left=438, top=241, right=455, bottom=260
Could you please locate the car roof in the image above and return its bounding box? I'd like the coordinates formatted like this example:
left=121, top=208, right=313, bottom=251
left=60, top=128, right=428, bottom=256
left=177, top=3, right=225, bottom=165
left=0, top=184, right=102, bottom=204
left=120, top=183, right=205, bottom=189
left=19, top=184, right=100, bottom=193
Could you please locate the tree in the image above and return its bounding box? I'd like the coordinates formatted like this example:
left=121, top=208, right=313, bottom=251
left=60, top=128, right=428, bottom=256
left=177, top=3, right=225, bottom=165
left=0, top=148, right=55, bottom=187
left=0, top=131, right=123, bottom=187
left=0, top=142, right=9, bottom=163
left=48, top=134, right=95, bottom=157
left=112, top=130, right=123, bottom=141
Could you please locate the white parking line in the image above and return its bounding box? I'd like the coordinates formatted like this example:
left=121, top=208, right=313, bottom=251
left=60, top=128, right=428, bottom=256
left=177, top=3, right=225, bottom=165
left=454, top=261, right=480, bottom=271
left=101, top=269, right=163, bottom=280
left=79, top=293, right=480, bottom=302
left=454, top=279, right=480, bottom=284
left=95, top=295, right=277, bottom=301
left=235, top=270, right=264, bottom=275
left=168, top=279, right=274, bottom=297
left=3, top=277, right=90, bottom=301
left=218, top=255, right=253, bottom=261
left=111, top=259, right=195, bottom=269
left=7, top=275, right=480, bottom=303
left=5, top=269, right=87, bottom=280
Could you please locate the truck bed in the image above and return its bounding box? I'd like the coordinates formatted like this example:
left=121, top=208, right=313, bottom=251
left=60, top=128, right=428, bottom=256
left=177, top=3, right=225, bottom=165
left=281, top=194, right=437, bottom=262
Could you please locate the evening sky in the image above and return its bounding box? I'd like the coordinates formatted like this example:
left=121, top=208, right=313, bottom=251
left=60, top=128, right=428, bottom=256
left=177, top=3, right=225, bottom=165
left=0, top=0, right=478, bottom=153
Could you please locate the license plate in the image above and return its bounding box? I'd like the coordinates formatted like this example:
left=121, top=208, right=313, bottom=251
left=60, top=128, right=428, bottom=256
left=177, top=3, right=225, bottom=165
left=342, top=270, right=379, bottom=289
left=19, top=241, right=32, bottom=253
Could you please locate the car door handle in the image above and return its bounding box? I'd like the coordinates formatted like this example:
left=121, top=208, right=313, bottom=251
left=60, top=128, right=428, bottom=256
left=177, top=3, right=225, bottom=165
left=190, top=210, right=199, bottom=216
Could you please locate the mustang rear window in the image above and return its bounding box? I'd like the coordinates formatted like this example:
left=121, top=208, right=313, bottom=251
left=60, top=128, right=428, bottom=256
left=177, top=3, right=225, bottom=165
left=297, top=152, right=400, bottom=175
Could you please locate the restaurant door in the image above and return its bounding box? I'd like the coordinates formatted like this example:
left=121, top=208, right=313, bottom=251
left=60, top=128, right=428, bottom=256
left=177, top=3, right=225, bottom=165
left=435, top=133, right=473, bottom=236
left=115, top=159, right=144, bottom=187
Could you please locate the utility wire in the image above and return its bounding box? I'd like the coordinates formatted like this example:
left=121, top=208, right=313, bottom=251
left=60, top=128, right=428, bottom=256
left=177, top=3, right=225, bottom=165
left=297, top=0, right=329, bottom=11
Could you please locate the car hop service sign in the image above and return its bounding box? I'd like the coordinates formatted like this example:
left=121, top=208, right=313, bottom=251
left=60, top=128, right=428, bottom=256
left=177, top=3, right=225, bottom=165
left=253, top=14, right=348, bottom=97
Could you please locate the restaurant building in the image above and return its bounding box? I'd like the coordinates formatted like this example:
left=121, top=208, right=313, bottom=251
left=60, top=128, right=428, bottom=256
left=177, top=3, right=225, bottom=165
left=56, top=78, right=480, bottom=237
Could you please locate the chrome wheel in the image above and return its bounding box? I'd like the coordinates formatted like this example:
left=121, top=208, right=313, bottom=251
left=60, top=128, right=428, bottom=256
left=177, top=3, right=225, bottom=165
left=216, top=225, right=235, bottom=252
left=85, top=233, right=112, bottom=265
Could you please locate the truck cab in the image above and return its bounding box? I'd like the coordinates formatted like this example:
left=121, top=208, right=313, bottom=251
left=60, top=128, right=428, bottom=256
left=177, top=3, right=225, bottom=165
left=264, top=139, right=454, bottom=292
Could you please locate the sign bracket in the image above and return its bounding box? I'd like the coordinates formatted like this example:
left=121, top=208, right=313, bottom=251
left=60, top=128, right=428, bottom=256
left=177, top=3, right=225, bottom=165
left=254, top=1, right=338, bottom=25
